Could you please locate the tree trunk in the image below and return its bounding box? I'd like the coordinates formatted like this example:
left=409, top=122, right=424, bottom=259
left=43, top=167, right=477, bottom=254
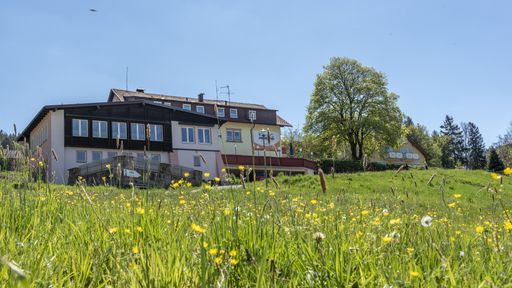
left=349, top=141, right=358, bottom=161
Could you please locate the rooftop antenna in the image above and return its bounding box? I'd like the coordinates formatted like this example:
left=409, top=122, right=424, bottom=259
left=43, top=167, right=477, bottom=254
left=125, top=67, right=129, bottom=90
left=219, top=85, right=233, bottom=105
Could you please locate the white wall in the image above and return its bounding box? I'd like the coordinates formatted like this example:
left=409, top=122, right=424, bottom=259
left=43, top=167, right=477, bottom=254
left=50, top=110, right=66, bottom=183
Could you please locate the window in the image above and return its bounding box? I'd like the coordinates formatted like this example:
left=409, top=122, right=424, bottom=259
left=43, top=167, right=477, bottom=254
left=183, top=104, right=191, bottom=111
left=149, top=124, right=163, bottom=142
left=164, top=102, right=172, bottom=106
left=76, top=150, right=87, bottom=163
left=153, top=101, right=162, bottom=104
left=248, top=110, right=257, bottom=121
left=92, top=120, right=108, bottom=138
left=72, top=119, right=88, bottom=137
left=198, top=128, right=211, bottom=144
left=112, top=122, right=127, bottom=140
left=181, top=127, right=195, bottom=143
left=196, top=106, right=205, bottom=113
left=107, top=152, right=117, bottom=158
left=230, top=108, right=238, bottom=118
left=226, top=129, right=242, bottom=142
left=92, top=151, right=103, bottom=161
left=216, top=107, right=225, bottom=117
left=131, top=123, right=145, bottom=140
left=151, top=154, right=161, bottom=163
left=136, top=153, right=145, bottom=161
left=193, top=155, right=201, bottom=167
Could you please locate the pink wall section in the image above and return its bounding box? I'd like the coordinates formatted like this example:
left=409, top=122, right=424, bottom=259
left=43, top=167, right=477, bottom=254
left=169, top=151, right=179, bottom=165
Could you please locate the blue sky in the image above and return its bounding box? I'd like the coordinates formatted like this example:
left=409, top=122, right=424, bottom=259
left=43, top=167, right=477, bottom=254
left=1, top=0, right=510, bottom=145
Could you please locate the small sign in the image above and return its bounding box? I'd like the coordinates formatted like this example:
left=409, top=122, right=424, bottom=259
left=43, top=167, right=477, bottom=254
left=123, top=169, right=141, bottom=178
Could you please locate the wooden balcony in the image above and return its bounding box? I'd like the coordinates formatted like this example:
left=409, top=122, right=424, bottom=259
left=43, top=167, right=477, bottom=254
left=222, top=154, right=317, bottom=171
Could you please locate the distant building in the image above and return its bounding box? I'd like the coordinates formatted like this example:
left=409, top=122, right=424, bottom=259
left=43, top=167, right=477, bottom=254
left=371, top=135, right=429, bottom=167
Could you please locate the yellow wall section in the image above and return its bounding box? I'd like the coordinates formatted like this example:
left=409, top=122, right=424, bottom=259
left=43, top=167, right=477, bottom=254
left=219, top=122, right=282, bottom=156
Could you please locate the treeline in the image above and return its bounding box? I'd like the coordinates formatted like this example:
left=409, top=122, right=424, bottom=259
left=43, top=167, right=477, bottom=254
left=406, top=116, right=510, bottom=171
left=0, top=130, right=16, bottom=149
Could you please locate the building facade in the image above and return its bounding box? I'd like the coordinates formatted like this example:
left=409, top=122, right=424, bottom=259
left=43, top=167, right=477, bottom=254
left=18, top=101, right=226, bottom=184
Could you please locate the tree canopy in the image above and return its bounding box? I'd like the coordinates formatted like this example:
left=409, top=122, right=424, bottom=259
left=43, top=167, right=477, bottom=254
left=304, top=57, right=403, bottom=161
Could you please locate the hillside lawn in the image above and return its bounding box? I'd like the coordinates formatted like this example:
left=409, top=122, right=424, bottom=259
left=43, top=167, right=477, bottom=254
left=1, top=169, right=512, bottom=287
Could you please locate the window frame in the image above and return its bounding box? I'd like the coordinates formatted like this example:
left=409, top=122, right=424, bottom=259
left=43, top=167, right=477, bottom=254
left=229, top=108, right=238, bottom=118
left=196, top=105, right=205, bottom=114
left=226, top=128, right=242, bottom=142
left=76, top=150, right=87, bottom=163
left=216, top=107, right=225, bottom=117
left=130, top=123, right=146, bottom=141
left=112, top=122, right=127, bottom=140
left=248, top=110, right=257, bottom=121
left=92, top=120, right=108, bottom=138
left=182, top=104, right=192, bottom=111
left=149, top=124, right=163, bottom=142
left=198, top=128, right=212, bottom=144
left=193, top=155, right=201, bottom=167
left=91, top=151, right=103, bottom=161
left=72, top=119, right=88, bottom=137
left=181, top=127, right=195, bottom=144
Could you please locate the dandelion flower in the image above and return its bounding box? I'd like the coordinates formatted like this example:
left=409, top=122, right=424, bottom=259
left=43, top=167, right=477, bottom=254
left=361, top=210, right=369, bottom=216
left=389, top=218, right=401, bottom=225
left=136, top=226, right=143, bottom=233
left=453, top=194, right=462, bottom=198
left=191, top=223, right=206, bottom=234
left=214, top=257, right=223, bottom=265
left=109, top=227, right=118, bottom=234
left=238, top=165, right=245, bottom=171
left=406, top=247, right=414, bottom=255
left=310, top=199, right=318, bottom=205
left=475, top=225, right=484, bottom=234
left=229, top=259, right=239, bottom=266
left=203, top=241, right=209, bottom=249
left=328, top=202, right=335, bottom=209
left=136, top=207, right=144, bottom=215
left=209, top=248, right=218, bottom=256
left=179, top=199, right=186, bottom=205
left=421, top=216, right=433, bottom=227
left=184, top=172, right=190, bottom=177
left=409, top=271, right=420, bottom=278
left=382, top=236, right=393, bottom=244
left=214, top=177, right=221, bottom=183
left=229, top=250, right=237, bottom=257
left=38, top=161, right=44, bottom=167
left=491, top=173, right=501, bottom=180
left=105, top=163, right=111, bottom=169
left=132, top=246, right=139, bottom=254
left=447, top=202, right=456, bottom=208
left=504, top=221, right=512, bottom=230
left=504, top=167, right=512, bottom=176
left=203, top=172, right=210, bottom=178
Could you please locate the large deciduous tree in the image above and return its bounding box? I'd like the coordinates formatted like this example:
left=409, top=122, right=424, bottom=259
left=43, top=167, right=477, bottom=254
left=304, top=57, right=403, bottom=161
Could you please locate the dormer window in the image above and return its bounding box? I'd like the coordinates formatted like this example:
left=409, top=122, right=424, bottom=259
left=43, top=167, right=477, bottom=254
left=216, top=107, right=225, bottom=117
left=183, top=104, right=191, bottom=111
left=248, top=110, right=257, bottom=121
left=230, top=108, right=238, bottom=118
left=196, top=105, right=205, bottom=113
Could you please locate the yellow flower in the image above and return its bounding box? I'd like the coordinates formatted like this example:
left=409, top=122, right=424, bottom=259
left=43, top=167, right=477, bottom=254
left=136, top=207, right=144, bottom=215
left=203, top=172, right=210, bottom=178
left=109, top=227, right=118, bottom=234
left=504, top=167, right=512, bottom=176
left=186, top=182, right=192, bottom=187
left=389, top=218, right=401, bottom=225
left=30, top=157, right=35, bottom=162
left=491, top=173, right=501, bottom=180
left=310, top=199, right=318, bottom=205
left=504, top=221, right=512, bottom=230
left=382, top=236, right=393, bottom=244
left=223, top=208, right=231, bottom=216
left=136, top=226, right=143, bottom=233
left=406, top=247, right=414, bottom=255
left=203, top=241, right=209, bottom=249
left=475, top=225, right=484, bottom=234
left=453, top=194, right=462, bottom=198
left=214, top=257, right=223, bottom=265
left=132, top=246, right=139, bottom=254
left=221, top=168, right=226, bottom=173
left=38, top=161, right=44, bottom=167
left=214, top=177, right=221, bottom=183
left=409, top=271, right=420, bottom=278
left=328, top=202, right=335, bottom=209
left=238, top=165, right=245, bottom=171
left=229, top=259, right=239, bottom=266
left=124, top=228, right=131, bottom=234
left=179, top=199, right=186, bottom=205
left=361, top=210, right=369, bottom=216
left=184, top=172, right=190, bottom=177
left=191, top=223, right=206, bottom=234
left=203, top=184, right=211, bottom=191
left=447, top=202, right=456, bottom=208
left=229, top=250, right=237, bottom=257
left=209, top=248, right=218, bottom=256
left=105, top=164, right=111, bottom=169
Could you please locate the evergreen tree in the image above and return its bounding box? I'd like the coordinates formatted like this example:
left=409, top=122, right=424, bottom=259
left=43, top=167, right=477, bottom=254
left=488, top=148, right=505, bottom=172
left=440, top=115, right=466, bottom=167
left=466, top=122, right=486, bottom=169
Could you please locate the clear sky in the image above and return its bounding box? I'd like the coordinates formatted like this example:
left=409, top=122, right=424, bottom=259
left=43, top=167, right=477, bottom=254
left=1, top=0, right=510, bottom=145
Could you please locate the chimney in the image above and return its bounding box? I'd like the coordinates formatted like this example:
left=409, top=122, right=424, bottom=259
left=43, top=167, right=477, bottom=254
left=198, top=93, right=204, bottom=102
left=136, top=88, right=145, bottom=93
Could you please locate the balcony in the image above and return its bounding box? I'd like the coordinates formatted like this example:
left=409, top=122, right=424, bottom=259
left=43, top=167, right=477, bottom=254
left=222, top=154, right=317, bottom=172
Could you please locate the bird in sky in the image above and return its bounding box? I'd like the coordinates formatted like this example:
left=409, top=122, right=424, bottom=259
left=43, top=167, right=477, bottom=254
left=89, top=9, right=97, bottom=12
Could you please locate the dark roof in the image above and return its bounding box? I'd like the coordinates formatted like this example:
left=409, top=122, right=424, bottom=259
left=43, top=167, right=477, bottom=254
left=276, top=115, right=292, bottom=127
left=406, top=134, right=430, bottom=160
left=17, top=100, right=225, bottom=141
left=109, top=88, right=272, bottom=110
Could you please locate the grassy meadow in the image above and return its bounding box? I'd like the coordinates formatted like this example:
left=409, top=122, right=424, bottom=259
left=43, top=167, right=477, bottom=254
left=1, top=168, right=512, bottom=287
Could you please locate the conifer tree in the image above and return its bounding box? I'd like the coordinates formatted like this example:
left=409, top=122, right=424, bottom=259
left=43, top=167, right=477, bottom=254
left=466, top=122, right=486, bottom=169
left=488, top=148, right=505, bottom=172
left=440, top=115, right=466, bottom=167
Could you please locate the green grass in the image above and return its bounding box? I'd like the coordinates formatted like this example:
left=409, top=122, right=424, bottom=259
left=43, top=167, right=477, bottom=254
left=1, top=168, right=512, bottom=287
